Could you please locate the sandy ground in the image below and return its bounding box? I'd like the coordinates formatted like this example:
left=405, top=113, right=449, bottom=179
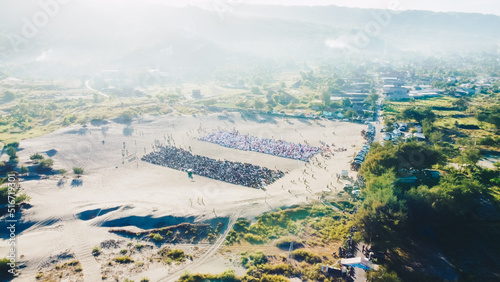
left=1, top=113, right=366, bottom=281
left=478, top=154, right=500, bottom=169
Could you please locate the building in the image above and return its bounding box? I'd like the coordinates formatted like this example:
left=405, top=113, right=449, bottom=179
left=331, top=92, right=369, bottom=107
left=383, top=84, right=409, bottom=93
left=341, top=257, right=379, bottom=270
left=347, top=82, right=371, bottom=93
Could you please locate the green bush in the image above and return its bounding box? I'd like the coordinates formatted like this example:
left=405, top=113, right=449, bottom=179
left=0, top=258, right=15, bottom=279
left=14, top=193, right=30, bottom=204
left=243, top=233, right=266, bottom=244
left=37, top=159, right=54, bottom=171
left=6, top=141, right=19, bottom=148
left=20, top=166, right=29, bottom=174
left=114, top=256, right=134, bottom=264
left=234, top=218, right=250, bottom=232
left=73, top=167, right=84, bottom=174
left=159, top=248, right=186, bottom=262
left=243, top=251, right=267, bottom=268
left=167, top=249, right=185, bottom=262
left=92, top=246, right=101, bottom=256
left=225, top=230, right=241, bottom=245
left=148, top=233, right=164, bottom=242
left=30, top=153, right=44, bottom=161
left=291, top=250, right=321, bottom=264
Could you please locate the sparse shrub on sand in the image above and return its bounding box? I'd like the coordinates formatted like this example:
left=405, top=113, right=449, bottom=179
left=36, top=159, right=54, bottom=172
left=114, top=256, right=134, bottom=264
left=158, top=248, right=186, bottom=263
left=92, top=246, right=101, bottom=256
left=30, top=153, right=44, bottom=161
left=73, top=167, right=84, bottom=175
left=148, top=233, right=164, bottom=242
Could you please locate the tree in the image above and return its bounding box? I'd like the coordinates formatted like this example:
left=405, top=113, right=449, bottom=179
left=344, top=109, right=357, bottom=119
left=321, top=91, right=331, bottom=107
left=494, top=162, right=500, bottom=171
left=6, top=142, right=19, bottom=148
left=456, top=146, right=481, bottom=165
left=428, top=131, right=444, bottom=144
left=355, top=177, right=407, bottom=246
left=364, top=92, right=379, bottom=107
left=341, top=98, right=352, bottom=107
left=428, top=176, right=485, bottom=219
left=6, top=147, right=17, bottom=159
left=360, top=142, right=444, bottom=177
left=400, top=107, right=435, bottom=123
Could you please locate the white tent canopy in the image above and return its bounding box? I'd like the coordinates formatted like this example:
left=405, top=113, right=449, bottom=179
left=341, top=257, right=379, bottom=270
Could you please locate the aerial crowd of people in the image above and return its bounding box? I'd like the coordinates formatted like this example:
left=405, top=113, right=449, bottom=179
left=141, top=144, right=285, bottom=188
left=199, top=130, right=322, bottom=161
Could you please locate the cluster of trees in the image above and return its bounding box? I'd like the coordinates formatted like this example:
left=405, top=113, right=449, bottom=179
left=363, top=92, right=380, bottom=111
left=398, top=106, right=435, bottom=124
left=356, top=139, right=500, bottom=279
left=360, top=142, right=444, bottom=177
left=358, top=141, right=496, bottom=233
left=476, top=105, right=500, bottom=129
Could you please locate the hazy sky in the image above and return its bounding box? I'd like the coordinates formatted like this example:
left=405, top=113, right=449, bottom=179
left=155, top=0, right=500, bottom=16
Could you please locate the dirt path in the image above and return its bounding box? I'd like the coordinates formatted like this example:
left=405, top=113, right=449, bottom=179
left=85, top=80, right=109, bottom=98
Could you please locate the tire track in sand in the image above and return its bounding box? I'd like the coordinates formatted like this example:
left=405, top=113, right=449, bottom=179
left=157, top=209, right=242, bottom=282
